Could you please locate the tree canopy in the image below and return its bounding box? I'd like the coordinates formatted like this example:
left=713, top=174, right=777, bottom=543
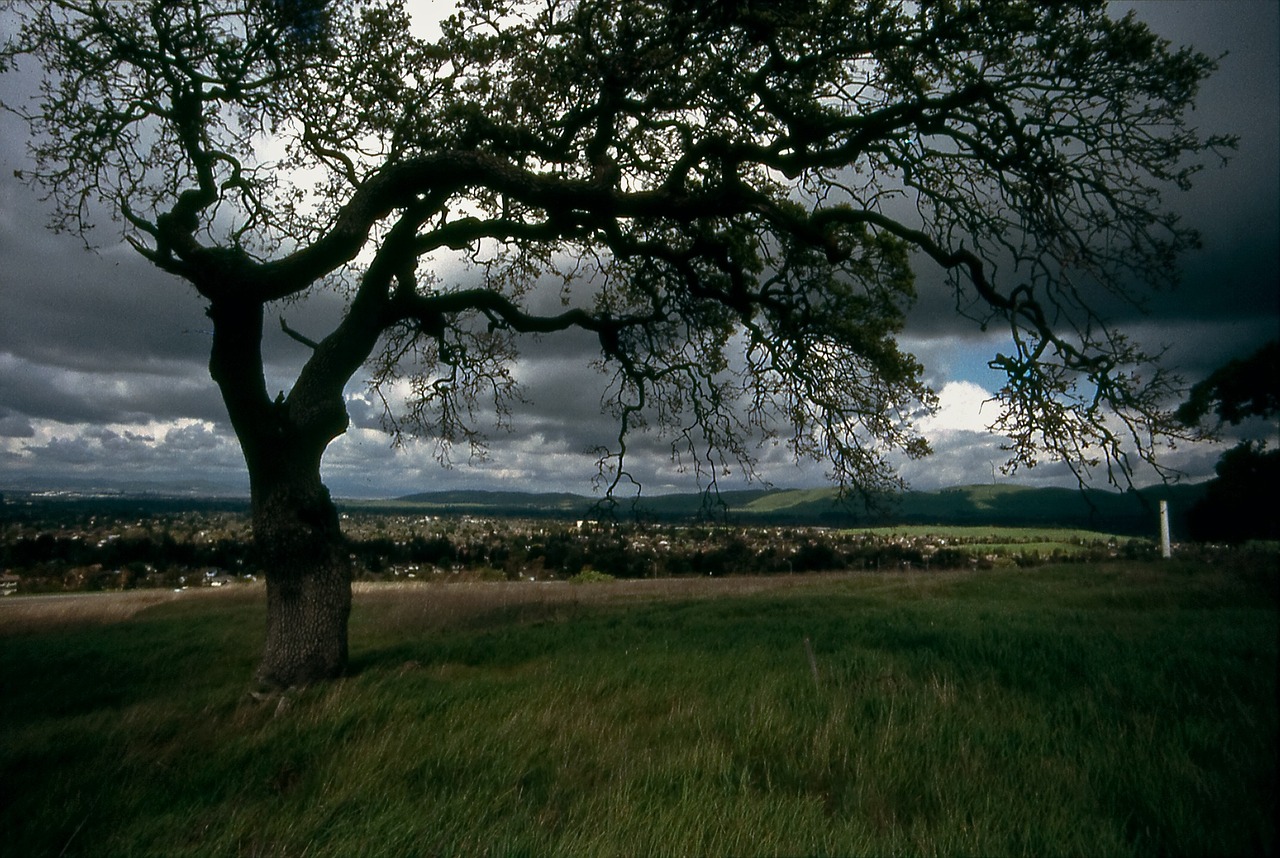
left=2, top=0, right=1230, bottom=500
left=1176, top=340, right=1280, bottom=543
left=1176, top=340, right=1280, bottom=429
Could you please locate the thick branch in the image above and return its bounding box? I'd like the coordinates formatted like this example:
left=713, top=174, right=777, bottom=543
left=394, top=288, right=616, bottom=342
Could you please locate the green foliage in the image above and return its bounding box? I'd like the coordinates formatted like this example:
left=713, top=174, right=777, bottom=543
left=1177, top=340, right=1280, bottom=428
left=3, top=562, right=1275, bottom=856
left=1177, top=339, right=1280, bottom=543
left=1186, top=441, right=1280, bottom=543
left=568, top=567, right=616, bottom=584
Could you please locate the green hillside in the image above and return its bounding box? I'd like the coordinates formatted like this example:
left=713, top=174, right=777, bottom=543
left=739, top=482, right=1207, bottom=535
left=390, top=489, right=587, bottom=512
left=353, top=488, right=778, bottom=520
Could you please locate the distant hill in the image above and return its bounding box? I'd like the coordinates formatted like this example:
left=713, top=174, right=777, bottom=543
left=738, top=482, right=1208, bottom=535
left=362, top=488, right=777, bottom=521
left=360, top=482, right=1209, bottom=536
left=393, top=489, right=589, bottom=512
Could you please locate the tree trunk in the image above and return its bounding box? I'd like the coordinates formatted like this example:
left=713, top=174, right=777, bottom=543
left=203, top=295, right=369, bottom=689
left=250, top=460, right=352, bottom=690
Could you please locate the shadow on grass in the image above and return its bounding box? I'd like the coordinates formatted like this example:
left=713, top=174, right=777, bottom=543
left=1, top=591, right=262, bottom=724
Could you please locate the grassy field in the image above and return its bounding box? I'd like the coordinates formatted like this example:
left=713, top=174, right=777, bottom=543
left=849, top=524, right=1127, bottom=542
left=1, top=559, right=1276, bottom=857
left=847, top=524, right=1132, bottom=558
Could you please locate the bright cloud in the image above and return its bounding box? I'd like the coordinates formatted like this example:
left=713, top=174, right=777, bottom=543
left=919, top=381, right=1001, bottom=437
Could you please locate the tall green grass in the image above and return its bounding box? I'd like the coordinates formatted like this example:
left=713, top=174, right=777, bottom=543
left=2, top=560, right=1276, bottom=857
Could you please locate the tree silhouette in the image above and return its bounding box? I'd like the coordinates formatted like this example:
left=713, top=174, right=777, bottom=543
left=1176, top=340, right=1279, bottom=428
left=3, top=0, right=1228, bottom=687
left=1178, top=340, right=1280, bottom=543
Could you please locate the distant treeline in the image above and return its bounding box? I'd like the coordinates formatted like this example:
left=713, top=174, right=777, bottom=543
left=0, top=495, right=249, bottom=526
left=3, top=532, right=254, bottom=573
left=3, top=512, right=1165, bottom=594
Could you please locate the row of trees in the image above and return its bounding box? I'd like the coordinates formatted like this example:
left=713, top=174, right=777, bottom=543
left=3, top=531, right=254, bottom=573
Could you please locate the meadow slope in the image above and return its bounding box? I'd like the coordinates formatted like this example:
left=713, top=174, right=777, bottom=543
left=2, top=558, right=1276, bottom=857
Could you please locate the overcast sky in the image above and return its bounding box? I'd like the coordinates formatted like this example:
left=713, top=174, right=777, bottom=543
left=1, top=1, right=1276, bottom=499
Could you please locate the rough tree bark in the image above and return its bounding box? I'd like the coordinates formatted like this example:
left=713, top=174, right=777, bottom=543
left=251, top=462, right=352, bottom=689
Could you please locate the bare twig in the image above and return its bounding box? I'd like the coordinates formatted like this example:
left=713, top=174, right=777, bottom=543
left=279, top=317, right=319, bottom=350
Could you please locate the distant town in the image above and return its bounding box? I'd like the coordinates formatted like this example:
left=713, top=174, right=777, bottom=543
left=0, top=487, right=1187, bottom=595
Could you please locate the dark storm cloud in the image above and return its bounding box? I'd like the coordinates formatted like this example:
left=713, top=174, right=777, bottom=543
left=0, top=191, right=210, bottom=366
left=1138, top=0, right=1280, bottom=340
left=0, top=124, right=230, bottom=433
left=0, top=351, right=224, bottom=426
left=906, top=0, right=1279, bottom=378
left=0, top=172, right=354, bottom=431
left=0, top=408, right=34, bottom=438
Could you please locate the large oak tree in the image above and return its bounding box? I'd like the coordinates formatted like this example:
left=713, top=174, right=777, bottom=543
left=2, top=0, right=1227, bottom=688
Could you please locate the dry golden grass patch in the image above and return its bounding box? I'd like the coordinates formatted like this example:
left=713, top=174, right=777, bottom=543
left=0, top=575, right=837, bottom=637
left=351, top=574, right=834, bottom=634
left=0, top=586, right=257, bottom=634
left=0, top=575, right=835, bottom=637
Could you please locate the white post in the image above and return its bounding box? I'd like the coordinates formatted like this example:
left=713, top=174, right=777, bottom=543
left=1159, top=500, right=1172, bottom=559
